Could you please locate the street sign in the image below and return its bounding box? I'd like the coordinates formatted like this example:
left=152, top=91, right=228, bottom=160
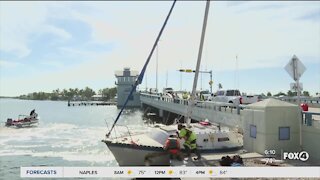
left=285, top=55, right=306, bottom=81
left=290, top=82, right=303, bottom=91
left=284, top=55, right=306, bottom=151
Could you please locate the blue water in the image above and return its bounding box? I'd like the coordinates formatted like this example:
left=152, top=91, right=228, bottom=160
left=0, top=99, right=145, bottom=180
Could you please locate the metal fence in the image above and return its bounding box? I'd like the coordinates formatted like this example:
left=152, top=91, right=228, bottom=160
left=302, top=111, right=320, bottom=128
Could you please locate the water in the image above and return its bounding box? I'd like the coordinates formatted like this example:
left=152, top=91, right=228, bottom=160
left=0, top=99, right=146, bottom=180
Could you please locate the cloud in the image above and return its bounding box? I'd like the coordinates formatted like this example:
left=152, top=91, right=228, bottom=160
left=70, top=11, right=125, bottom=45
left=298, top=10, right=320, bottom=22
left=0, top=1, right=319, bottom=96
left=0, top=1, right=72, bottom=58
left=0, top=60, right=23, bottom=68
left=71, top=1, right=319, bottom=73
left=42, top=25, right=72, bottom=40
left=40, top=60, right=64, bottom=69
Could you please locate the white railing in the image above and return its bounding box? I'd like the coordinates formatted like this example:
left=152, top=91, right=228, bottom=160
left=302, top=112, right=320, bottom=128
left=140, top=93, right=245, bottom=115
left=280, top=97, right=320, bottom=105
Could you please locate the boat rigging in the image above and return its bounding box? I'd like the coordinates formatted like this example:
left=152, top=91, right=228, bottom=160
left=106, top=0, right=177, bottom=138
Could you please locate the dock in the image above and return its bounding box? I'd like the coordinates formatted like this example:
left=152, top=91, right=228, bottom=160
left=68, top=101, right=117, bottom=106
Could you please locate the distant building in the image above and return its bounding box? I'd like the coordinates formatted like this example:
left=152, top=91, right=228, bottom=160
left=92, top=94, right=103, bottom=101
left=115, top=67, right=141, bottom=107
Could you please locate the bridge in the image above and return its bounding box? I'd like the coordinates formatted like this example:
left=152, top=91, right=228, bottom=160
left=279, top=96, right=320, bottom=108
left=140, top=93, right=243, bottom=130
left=140, top=92, right=320, bottom=162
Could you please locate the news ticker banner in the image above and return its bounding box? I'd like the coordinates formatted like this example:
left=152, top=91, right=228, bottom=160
left=21, top=167, right=320, bottom=178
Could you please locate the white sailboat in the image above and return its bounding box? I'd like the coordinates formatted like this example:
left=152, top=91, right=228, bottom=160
left=102, top=0, right=243, bottom=166
left=103, top=123, right=242, bottom=166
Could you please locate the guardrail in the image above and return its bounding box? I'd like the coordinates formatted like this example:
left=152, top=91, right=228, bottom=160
left=302, top=111, right=320, bottom=128
left=280, top=97, right=320, bottom=104
left=140, top=93, right=245, bottom=115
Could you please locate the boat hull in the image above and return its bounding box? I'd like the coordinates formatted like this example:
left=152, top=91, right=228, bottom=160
left=104, top=140, right=170, bottom=166
left=104, top=140, right=243, bottom=166
left=5, top=117, right=39, bottom=128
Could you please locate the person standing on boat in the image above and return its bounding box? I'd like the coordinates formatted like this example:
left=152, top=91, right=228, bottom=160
left=177, top=124, right=201, bottom=160
left=30, top=109, right=35, bottom=116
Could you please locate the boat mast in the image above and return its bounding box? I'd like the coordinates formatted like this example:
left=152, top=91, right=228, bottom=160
left=106, top=0, right=177, bottom=137
left=185, top=0, right=211, bottom=126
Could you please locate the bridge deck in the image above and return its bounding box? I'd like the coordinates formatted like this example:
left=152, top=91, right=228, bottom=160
left=140, top=93, right=243, bottom=129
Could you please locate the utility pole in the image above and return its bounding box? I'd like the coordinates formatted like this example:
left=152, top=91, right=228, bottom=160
left=180, top=61, right=182, bottom=91
left=166, top=70, right=168, bottom=87
left=234, top=55, right=239, bottom=90
left=285, top=55, right=306, bottom=151
left=209, top=70, right=212, bottom=93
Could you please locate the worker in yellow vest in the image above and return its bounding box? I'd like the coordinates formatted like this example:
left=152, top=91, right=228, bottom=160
left=182, top=92, right=189, bottom=99
left=177, top=124, right=201, bottom=160
left=200, top=93, right=205, bottom=101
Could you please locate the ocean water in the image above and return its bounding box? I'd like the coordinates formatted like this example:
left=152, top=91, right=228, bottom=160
left=0, top=98, right=146, bottom=180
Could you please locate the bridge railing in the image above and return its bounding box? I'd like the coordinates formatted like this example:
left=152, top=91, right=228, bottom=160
left=302, top=111, right=320, bottom=129
left=280, top=97, right=320, bottom=104
left=140, top=93, right=245, bottom=115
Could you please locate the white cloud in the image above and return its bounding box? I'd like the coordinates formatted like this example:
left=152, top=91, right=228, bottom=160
left=40, top=61, right=64, bottom=69
left=42, top=25, right=72, bottom=40
left=0, top=1, right=72, bottom=58
left=0, top=60, right=22, bottom=68
left=0, top=1, right=319, bottom=96
left=68, top=1, right=319, bottom=73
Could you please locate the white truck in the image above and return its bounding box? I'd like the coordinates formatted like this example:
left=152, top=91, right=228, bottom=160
left=211, top=89, right=258, bottom=105
left=200, top=90, right=212, bottom=101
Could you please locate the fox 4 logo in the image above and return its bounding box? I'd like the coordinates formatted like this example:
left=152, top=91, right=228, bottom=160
left=283, top=151, right=309, bottom=161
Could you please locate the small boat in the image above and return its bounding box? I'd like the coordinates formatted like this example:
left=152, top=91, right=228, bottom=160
left=5, top=110, right=39, bottom=128
left=102, top=123, right=243, bottom=166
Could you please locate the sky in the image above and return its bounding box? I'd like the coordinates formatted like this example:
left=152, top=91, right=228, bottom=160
left=0, top=1, right=319, bottom=96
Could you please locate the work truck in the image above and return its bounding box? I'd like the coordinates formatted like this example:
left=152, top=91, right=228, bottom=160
left=211, top=89, right=258, bottom=105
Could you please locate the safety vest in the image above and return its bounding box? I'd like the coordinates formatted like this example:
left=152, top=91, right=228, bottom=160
left=200, top=94, right=205, bottom=101
left=182, top=93, right=188, bottom=99
left=180, top=128, right=197, bottom=149
left=164, top=137, right=180, bottom=154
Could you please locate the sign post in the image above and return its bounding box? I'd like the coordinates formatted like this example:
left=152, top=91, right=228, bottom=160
left=284, top=55, right=306, bottom=150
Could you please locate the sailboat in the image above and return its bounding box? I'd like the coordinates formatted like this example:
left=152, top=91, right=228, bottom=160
left=102, top=0, right=243, bottom=166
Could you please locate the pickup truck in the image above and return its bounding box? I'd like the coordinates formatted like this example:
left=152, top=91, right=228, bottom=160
left=242, top=94, right=259, bottom=104
left=200, top=90, right=212, bottom=101
left=211, top=89, right=258, bottom=105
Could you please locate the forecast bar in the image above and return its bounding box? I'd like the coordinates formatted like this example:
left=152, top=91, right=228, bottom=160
left=21, top=166, right=320, bottom=178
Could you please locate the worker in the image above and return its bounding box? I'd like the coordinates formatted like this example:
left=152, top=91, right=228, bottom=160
left=177, top=124, right=201, bottom=161
left=182, top=92, right=188, bottom=100
left=163, top=135, right=182, bottom=161
left=200, top=93, right=205, bottom=101
left=30, top=109, right=35, bottom=116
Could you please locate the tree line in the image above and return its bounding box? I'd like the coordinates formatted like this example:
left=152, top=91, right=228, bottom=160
left=18, top=87, right=117, bottom=101
left=263, top=90, right=311, bottom=97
